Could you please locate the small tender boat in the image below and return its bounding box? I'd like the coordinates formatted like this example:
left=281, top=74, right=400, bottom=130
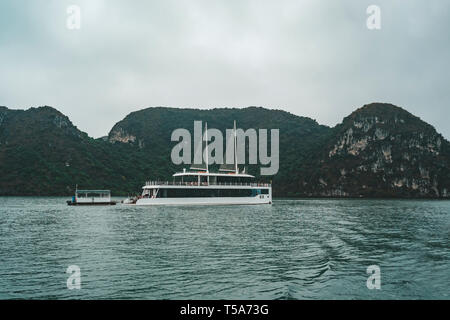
left=67, top=189, right=117, bottom=206
left=122, top=196, right=137, bottom=204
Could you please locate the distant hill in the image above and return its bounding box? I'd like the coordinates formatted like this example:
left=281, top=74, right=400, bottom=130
left=108, top=106, right=331, bottom=191
left=0, top=103, right=448, bottom=197
left=0, top=106, right=153, bottom=195
left=290, top=103, right=450, bottom=197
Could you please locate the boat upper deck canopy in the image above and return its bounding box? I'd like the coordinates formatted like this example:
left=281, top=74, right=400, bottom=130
left=173, top=171, right=254, bottom=178
left=70, top=189, right=115, bottom=205
left=76, top=190, right=111, bottom=198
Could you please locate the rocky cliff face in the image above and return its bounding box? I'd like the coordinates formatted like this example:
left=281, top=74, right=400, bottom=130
left=109, top=127, right=137, bottom=144
left=297, top=103, right=450, bottom=198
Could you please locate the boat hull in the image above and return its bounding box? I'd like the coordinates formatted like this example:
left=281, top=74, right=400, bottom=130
left=67, top=201, right=117, bottom=206
left=134, top=195, right=271, bottom=206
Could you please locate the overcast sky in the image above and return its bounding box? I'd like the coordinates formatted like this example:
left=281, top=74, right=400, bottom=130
left=0, top=0, right=449, bottom=138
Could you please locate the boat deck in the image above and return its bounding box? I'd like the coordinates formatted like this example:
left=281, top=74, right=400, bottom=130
left=67, top=200, right=117, bottom=206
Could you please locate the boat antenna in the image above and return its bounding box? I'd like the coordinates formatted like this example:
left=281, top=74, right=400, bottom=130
left=234, top=120, right=238, bottom=174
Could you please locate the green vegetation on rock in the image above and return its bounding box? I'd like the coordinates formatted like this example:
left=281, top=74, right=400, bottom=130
left=0, top=103, right=448, bottom=197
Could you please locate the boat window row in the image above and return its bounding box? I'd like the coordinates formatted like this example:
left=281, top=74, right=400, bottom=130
left=77, top=192, right=110, bottom=198
left=178, top=175, right=254, bottom=184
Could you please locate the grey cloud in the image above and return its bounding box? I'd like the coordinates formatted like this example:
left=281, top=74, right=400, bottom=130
left=0, top=0, right=449, bottom=138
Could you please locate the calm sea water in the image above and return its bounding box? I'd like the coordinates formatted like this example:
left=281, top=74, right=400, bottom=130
left=0, top=197, right=448, bottom=300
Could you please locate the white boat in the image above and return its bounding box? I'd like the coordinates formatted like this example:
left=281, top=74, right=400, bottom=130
left=134, top=121, right=272, bottom=206
left=135, top=172, right=272, bottom=206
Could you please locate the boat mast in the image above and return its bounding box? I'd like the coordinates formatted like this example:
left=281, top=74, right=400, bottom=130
left=205, top=122, right=209, bottom=173
left=205, top=122, right=209, bottom=185
left=234, top=120, right=238, bottom=174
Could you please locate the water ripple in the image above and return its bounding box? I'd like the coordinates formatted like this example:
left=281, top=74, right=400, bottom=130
left=0, top=197, right=449, bottom=299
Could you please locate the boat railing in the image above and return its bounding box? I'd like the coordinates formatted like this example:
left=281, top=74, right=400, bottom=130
left=144, top=181, right=271, bottom=187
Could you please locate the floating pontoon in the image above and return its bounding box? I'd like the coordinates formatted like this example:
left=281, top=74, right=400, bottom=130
left=67, top=189, right=117, bottom=206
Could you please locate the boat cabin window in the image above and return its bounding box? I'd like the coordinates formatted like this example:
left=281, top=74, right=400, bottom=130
left=156, top=188, right=255, bottom=198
